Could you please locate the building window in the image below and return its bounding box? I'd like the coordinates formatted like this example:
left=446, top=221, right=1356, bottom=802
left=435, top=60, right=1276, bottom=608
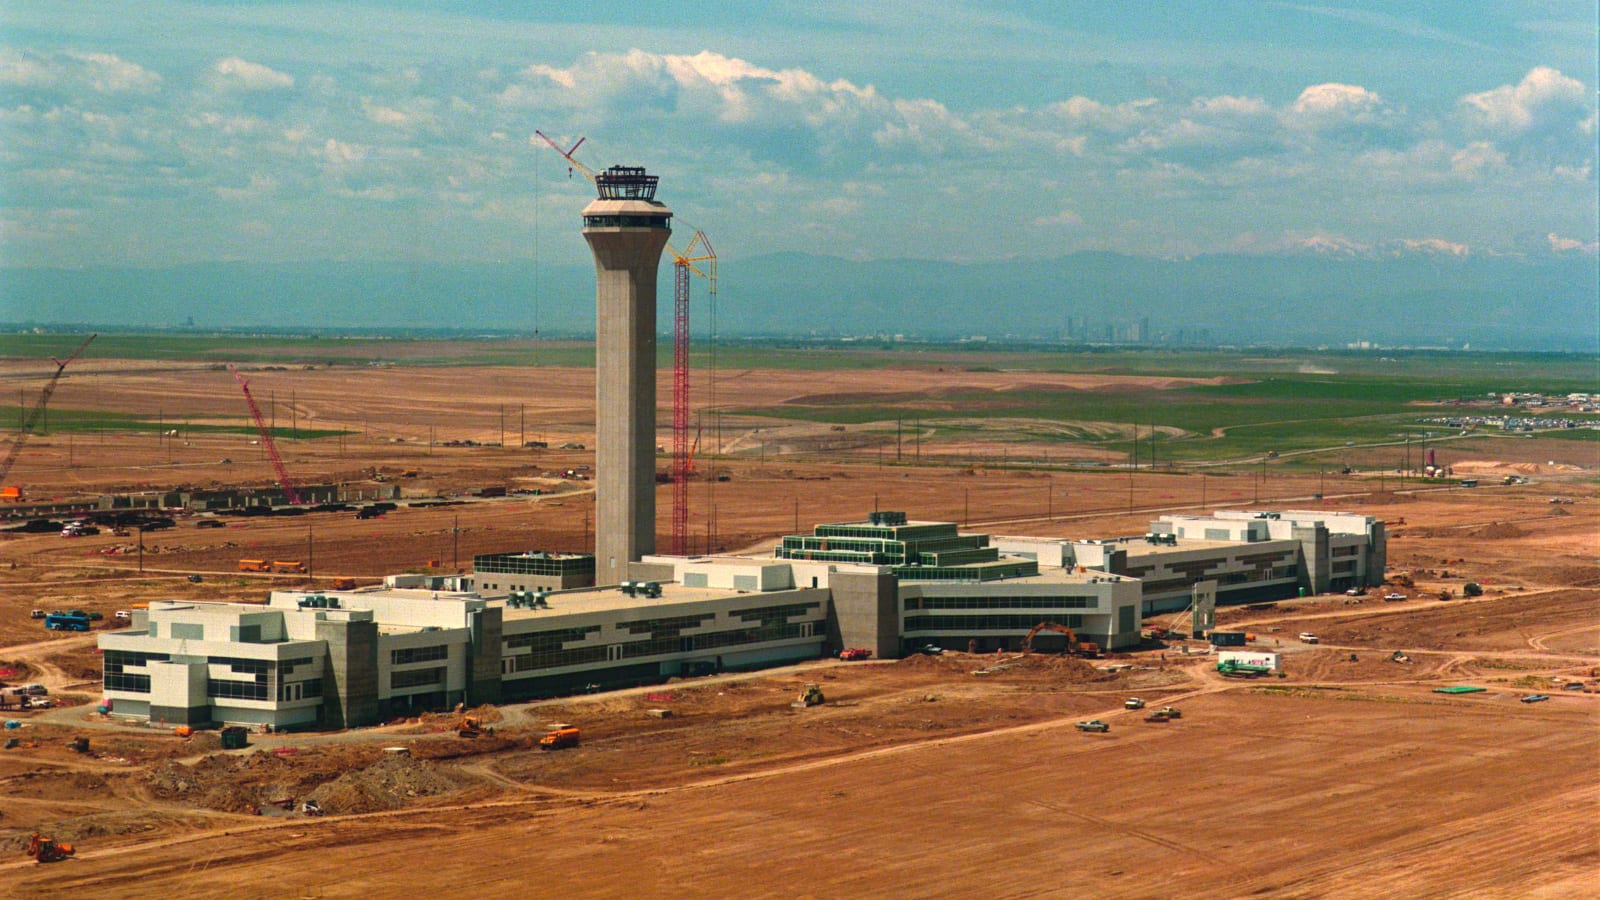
left=391, top=645, right=449, bottom=665
left=103, top=649, right=168, bottom=694
left=391, top=667, right=445, bottom=690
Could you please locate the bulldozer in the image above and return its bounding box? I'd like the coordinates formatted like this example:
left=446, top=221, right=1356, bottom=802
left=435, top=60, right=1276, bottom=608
left=792, top=683, right=825, bottom=708
left=27, top=832, right=75, bottom=863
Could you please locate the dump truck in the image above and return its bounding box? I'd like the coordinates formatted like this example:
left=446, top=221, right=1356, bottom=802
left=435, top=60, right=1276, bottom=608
left=539, top=726, right=580, bottom=750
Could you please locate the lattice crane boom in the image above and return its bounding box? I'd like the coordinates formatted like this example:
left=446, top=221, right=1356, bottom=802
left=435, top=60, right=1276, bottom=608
left=0, top=333, right=96, bottom=489
left=229, top=365, right=303, bottom=506
left=669, top=232, right=715, bottom=554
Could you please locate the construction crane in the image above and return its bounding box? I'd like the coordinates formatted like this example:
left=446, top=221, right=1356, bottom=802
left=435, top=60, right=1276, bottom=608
left=228, top=365, right=303, bottom=506
left=535, top=131, right=716, bottom=554
left=0, top=333, right=96, bottom=493
left=669, top=231, right=715, bottom=553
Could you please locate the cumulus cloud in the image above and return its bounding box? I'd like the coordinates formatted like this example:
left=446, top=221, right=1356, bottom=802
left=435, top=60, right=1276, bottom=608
left=0, top=49, right=160, bottom=94
left=1461, top=67, right=1588, bottom=134
left=1284, top=83, right=1397, bottom=136
left=211, top=57, right=294, bottom=91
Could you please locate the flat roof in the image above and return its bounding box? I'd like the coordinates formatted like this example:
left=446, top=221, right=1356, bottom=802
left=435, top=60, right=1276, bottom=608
left=907, top=567, right=1127, bottom=587
left=498, top=581, right=815, bottom=621
left=1122, top=536, right=1295, bottom=558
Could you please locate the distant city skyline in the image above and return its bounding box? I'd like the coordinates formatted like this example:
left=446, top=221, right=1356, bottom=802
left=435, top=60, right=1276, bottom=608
left=2, top=2, right=1594, bottom=270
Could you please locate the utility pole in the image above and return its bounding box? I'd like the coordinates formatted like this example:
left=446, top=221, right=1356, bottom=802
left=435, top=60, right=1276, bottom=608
left=453, top=515, right=460, bottom=569
left=499, top=404, right=505, bottom=448
left=1047, top=475, right=1053, bottom=521
left=307, top=524, right=314, bottom=580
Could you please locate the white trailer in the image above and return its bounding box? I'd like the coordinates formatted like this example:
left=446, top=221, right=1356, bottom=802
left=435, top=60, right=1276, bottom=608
left=1216, top=650, right=1280, bottom=670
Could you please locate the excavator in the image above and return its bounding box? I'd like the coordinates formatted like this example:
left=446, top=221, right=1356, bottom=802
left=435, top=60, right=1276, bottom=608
left=27, top=832, right=75, bottom=863
left=1021, top=622, right=1101, bottom=658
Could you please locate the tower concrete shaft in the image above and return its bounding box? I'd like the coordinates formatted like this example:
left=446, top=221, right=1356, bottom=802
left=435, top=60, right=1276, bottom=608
left=582, top=167, right=671, bottom=584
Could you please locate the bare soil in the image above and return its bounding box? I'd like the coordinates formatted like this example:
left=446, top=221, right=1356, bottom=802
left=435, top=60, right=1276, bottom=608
left=0, top=357, right=1596, bottom=897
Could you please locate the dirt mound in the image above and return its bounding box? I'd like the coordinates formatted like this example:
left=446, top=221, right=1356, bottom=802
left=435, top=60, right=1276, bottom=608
left=301, top=753, right=480, bottom=815
left=1473, top=522, right=1525, bottom=539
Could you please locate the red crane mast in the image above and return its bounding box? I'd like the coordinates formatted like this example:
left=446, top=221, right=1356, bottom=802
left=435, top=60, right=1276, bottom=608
left=229, top=365, right=302, bottom=506
left=0, top=333, right=96, bottom=491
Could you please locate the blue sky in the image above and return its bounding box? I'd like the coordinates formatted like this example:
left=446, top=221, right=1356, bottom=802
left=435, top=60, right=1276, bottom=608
left=1, top=1, right=1595, bottom=270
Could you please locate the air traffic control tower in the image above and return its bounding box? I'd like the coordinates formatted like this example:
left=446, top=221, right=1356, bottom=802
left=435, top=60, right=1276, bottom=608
left=582, top=166, right=671, bottom=583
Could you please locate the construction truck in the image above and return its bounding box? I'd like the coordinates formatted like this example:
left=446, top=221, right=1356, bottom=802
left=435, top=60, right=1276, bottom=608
left=792, top=683, right=825, bottom=708
left=539, top=726, right=580, bottom=750
left=27, top=832, right=75, bottom=863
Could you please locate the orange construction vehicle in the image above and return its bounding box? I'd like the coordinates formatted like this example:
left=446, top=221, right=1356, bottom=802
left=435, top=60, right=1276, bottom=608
left=1021, top=622, right=1102, bottom=658
left=539, top=726, right=580, bottom=750
left=27, top=832, right=75, bottom=863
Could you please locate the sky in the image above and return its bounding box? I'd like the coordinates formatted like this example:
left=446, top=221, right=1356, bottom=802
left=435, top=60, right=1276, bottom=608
left=0, top=1, right=1595, bottom=273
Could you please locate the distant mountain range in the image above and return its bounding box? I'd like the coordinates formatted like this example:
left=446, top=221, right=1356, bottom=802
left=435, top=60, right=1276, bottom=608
left=3, top=251, right=1594, bottom=350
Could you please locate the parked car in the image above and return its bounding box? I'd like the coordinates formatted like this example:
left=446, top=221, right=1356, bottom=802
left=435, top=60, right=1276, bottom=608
left=1153, top=706, right=1182, bottom=719
left=838, top=648, right=873, bottom=661
left=1345, top=587, right=1365, bottom=596
left=30, top=609, right=45, bottom=619
left=1520, top=694, right=1549, bottom=703
left=913, top=644, right=944, bottom=656
left=1124, top=698, right=1145, bottom=710
left=1384, top=592, right=1407, bottom=602
left=1299, top=632, right=1319, bottom=644
left=1075, top=720, right=1110, bottom=733
left=196, top=519, right=226, bottom=529
left=1562, top=682, right=1585, bottom=691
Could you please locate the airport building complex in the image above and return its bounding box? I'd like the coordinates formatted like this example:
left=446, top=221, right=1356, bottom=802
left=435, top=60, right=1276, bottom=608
left=99, top=508, right=1383, bottom=730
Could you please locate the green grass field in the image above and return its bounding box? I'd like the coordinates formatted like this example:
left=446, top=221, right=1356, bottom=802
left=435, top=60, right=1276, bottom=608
left=4, top=332, right=1594, bottom=465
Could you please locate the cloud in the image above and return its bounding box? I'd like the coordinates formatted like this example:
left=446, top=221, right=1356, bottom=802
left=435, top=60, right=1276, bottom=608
left=1284, top=83, right=1398, bottom=138
left=211, top=57, right=294, bottom=91
left=1461, top=67, right=1588, bottom=135
left=0, top=48, right=160, bottom=95
left=1395, top=237, right=1468, bottom=257
left=1032, top=210, right=1082, bottom=228
left=1547, top=232, right=1598, bottom=255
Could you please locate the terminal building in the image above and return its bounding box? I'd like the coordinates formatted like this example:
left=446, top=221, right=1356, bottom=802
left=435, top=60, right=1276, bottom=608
left=97, top=508, right=1383, bottom=730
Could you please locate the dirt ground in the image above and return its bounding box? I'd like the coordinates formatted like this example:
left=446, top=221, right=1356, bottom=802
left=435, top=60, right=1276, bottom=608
left=0, top=358, right=1596, bottom=897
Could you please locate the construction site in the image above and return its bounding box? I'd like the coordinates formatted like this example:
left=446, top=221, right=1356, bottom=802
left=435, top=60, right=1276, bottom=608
left=0, top=162, right=1595, bottom=897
